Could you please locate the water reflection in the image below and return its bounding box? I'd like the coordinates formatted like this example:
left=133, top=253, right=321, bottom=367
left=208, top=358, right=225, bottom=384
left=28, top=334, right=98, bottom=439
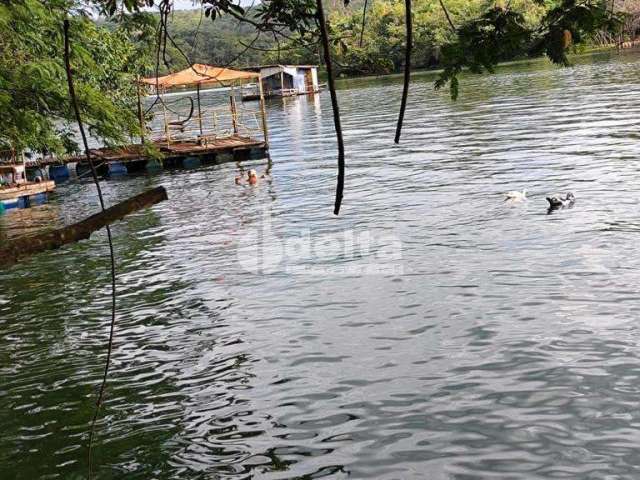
left=0, top=202, right=64, bottom=241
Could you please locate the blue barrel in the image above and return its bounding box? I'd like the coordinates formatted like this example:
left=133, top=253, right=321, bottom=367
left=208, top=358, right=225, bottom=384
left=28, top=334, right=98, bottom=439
left=49, top=165, right=70, bottom=183
left=29, top=193, right=48, bottom=206
left=2, top=199, right=18, bottom=210
left=17, top=196, right=29, bottom=209
left=76, top=162, right=91, bottom=178
left=107, top=162, right=128, bottom=177
left=249, top=147, right=267, bottom=160
left=146, top=159, right=163, bottom=173
left=182, top=156, right=201, bottom=169
left=216, top=152, right=234, bottom=164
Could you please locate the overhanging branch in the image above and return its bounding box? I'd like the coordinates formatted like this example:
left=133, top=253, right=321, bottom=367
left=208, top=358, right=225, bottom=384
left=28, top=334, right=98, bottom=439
left=0, top=187, right=168, bottom=269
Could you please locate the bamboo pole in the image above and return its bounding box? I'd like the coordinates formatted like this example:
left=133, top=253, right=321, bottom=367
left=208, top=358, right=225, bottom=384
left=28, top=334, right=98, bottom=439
left=196, top=83, right=203, bottom=136
left=161, top=88, right=170, bottom=146
left=230, top=84, right=238, bottom=134
left=258, top=77, right=269, bottom=146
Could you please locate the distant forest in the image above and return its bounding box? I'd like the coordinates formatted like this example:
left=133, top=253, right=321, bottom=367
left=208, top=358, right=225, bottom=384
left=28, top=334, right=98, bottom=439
left=162, top=8, right=280, bottom=69
left=160, top=0, right=639, bottom=77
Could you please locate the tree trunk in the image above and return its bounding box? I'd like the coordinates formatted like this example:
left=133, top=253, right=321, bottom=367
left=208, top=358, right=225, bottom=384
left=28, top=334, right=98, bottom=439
left=0, top=186, right=168, bottom=269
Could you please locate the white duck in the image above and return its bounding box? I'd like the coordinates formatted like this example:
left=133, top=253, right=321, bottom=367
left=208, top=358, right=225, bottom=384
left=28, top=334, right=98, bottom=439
left=504, top=189, right=527, bottom=202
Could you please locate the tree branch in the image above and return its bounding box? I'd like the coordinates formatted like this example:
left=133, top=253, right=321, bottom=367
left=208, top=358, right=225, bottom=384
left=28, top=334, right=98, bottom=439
left=316, top=0, right=345, bottom=215
left=439, top=0, right=456, bottom=32
left=0, top=187, right=168, bottom=269
left=394, top=0, right=412, bottom=144
left=359, top=0, right=369, bottom=47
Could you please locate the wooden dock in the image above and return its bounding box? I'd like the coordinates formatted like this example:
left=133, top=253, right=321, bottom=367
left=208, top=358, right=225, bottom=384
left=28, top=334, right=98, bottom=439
left=26, top=135, right=268, bottom=171
left=87, top=135, right=265, bottom=162
left=0, top=180, right=56, bottom=202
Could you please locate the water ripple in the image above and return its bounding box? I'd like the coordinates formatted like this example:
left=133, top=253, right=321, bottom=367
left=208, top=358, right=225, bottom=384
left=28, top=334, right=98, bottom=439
left=2, top=51, right=640, bottom=479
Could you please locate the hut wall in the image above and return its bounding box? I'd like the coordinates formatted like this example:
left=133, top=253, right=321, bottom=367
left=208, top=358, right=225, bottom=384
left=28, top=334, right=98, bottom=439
left=293, top=71, right=307, bottom=92
left=262, top=75, right=282, bottom=93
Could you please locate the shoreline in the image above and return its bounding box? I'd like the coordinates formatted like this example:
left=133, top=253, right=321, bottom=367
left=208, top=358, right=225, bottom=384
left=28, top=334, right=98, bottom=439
left=333, top=44, right=640, bottom=85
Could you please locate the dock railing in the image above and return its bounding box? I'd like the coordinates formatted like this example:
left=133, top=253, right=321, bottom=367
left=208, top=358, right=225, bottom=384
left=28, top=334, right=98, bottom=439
left=241, top=83, right=260, bottom=100
left=0, top=149, right=17, bottom=164
left=149, top=104, right=264, bottom=146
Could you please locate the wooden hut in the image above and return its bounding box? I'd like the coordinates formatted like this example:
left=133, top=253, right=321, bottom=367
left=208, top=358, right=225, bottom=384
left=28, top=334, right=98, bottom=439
left=139, top=64, right=269, bottom=150
left=241, top=65, right=320, bottom=101
left=30, top=65, right=271, bottom=176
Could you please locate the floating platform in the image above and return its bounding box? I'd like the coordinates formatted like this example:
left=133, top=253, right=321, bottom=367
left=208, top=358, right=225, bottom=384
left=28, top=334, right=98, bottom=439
left=0, top=181, right=56, bottom=210
left=78, top=136, right=266, bottom=164
left=242, top=88, right=324, bottom=102
left=25, top=135, right=268, bottom=178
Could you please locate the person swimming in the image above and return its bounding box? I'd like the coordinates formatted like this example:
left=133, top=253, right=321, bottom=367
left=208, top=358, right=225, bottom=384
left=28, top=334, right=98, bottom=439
left=235, top=169, right=262, bottom=185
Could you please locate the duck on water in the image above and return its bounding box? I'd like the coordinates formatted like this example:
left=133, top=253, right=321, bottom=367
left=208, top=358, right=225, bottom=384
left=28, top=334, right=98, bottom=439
left=546, top=192, right=575, bottom=209
left=503, top=189, right=576, bottom=212
left=504, top=190, right=527, bottom=202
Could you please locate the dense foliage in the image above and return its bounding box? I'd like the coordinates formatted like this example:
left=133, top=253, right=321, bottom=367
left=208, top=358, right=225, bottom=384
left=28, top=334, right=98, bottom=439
left=0, top=0, right=630, bottom=155
left=435, top=1, right=623, bottom=98
left=0, top=0, right=156, bottom=155
left=156, top=1, right=626, bottom=84
left=161, top=9, right=276, bottom=68
left=260, top=0, right=623, bottom=81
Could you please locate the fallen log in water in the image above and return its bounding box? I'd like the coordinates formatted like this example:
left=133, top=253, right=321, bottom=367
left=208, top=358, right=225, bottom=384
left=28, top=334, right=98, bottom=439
left=0, top=186, right=168, bottom=269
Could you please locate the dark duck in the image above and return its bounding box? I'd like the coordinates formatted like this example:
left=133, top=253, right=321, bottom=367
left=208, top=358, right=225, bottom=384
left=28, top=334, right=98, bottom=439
left=546, top=192, right=575, bottom=210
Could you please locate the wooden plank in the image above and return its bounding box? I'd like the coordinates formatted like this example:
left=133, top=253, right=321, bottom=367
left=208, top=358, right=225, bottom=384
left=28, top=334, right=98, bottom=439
left=0, top=181, right=56, bottom=201
left=28, top=136, right=265, bottom=166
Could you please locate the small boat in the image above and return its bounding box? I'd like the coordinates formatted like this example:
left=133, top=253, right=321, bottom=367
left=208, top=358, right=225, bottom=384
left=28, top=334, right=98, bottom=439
left=0, top=163, right=55, bottom=211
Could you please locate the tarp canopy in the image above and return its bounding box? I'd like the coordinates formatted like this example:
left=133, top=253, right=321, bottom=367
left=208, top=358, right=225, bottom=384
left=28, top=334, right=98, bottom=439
left=140, top=64, right=259, bottom=89
left=245, top=64, right=318, bottom=71
left=260, top=65, right=300, bottom=79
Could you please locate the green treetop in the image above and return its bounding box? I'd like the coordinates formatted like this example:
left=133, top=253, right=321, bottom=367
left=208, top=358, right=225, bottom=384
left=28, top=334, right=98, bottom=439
left=0, top=0, right=156, bottom=156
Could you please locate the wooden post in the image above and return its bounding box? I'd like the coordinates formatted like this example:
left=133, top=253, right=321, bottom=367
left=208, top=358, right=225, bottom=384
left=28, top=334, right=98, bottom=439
left=196, top=83, right=203, bottom=136
left=230, top=84, right=238, bottom=135
left=161, top=88, right=170, bottom=146
left=280, top=70, right=284, bottom=95
left=21, top=151, right=26, bottom=183
left=258, top=77, right=269, bottom=147
left=136, top=80, right=145, bottom=144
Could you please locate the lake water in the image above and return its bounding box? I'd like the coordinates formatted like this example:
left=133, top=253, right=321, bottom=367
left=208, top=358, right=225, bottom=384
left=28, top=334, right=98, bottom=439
left=2, top=50, right=640, bottom=479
